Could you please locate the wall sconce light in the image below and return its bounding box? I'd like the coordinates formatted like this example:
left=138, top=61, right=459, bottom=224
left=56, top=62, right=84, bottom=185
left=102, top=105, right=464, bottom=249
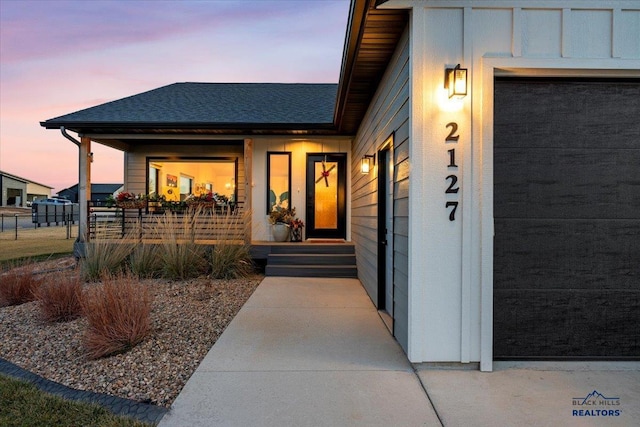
left=444, top=64, right=467, bottom=99
left=361, top=154, right=376, bottom=174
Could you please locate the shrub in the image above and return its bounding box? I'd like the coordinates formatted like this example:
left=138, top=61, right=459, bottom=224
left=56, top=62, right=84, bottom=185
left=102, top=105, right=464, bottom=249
left=81, top=239, right=134, bottom=282
left=81, top=274, right=152, bottom=359
left=35, top=275, right=83, bottom=322
left=0, top=263, right=41, bottom=307
left=128, top=243, right=161, bottom=279
left=153, top=211, right=207, bottom=280
left=210, top=243, right=254, bottom=280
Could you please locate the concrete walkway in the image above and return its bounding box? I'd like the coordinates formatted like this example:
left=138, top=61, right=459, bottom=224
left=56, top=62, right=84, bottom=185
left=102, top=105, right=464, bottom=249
left=417, top=361, right=640, bottom=427
left=159, top=277, right=440, bottom=426
left=159, top=276, right=640, bottom=427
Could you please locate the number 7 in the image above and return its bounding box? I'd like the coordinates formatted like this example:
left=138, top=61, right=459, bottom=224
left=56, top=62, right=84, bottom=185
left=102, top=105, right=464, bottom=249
left=446, top=201, right=458, bottom=221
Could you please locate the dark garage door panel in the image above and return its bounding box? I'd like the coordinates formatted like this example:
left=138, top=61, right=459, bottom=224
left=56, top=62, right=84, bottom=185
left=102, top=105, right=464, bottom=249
left=494, top=219, right=640, bottom=291
left=494, top=148, right=640, bottom=219
left=494, top=79, right=640, bottom=359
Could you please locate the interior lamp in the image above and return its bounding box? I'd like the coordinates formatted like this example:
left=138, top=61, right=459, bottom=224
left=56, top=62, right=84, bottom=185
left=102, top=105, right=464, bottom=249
left=445, top=64, right=468, bottom=99
left=361, top=154, right=376, bottom=174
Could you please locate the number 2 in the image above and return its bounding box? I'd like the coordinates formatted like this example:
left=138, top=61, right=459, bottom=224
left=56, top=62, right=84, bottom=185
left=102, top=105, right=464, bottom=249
left=446, top=122, right=459, bottom=142
left=445, top=175, right=459, bottom=193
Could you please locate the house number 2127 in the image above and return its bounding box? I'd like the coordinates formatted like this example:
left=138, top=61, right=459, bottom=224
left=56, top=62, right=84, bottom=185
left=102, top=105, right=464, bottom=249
left=445, top=122, right=459, bottom=221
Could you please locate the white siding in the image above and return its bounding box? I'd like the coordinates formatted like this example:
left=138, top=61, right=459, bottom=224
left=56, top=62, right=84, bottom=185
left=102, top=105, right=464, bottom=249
left=380, top=0, right=640, bottom=367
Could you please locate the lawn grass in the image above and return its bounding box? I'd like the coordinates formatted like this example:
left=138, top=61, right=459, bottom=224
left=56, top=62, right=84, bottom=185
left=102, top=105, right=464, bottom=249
left=0, top=226, right=74, bottom=262
left=0, top=375, right=151, bottom=427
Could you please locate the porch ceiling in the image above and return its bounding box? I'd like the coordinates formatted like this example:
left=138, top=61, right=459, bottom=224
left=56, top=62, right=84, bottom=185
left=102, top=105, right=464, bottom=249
left=334, top=0, right=408, bottom=134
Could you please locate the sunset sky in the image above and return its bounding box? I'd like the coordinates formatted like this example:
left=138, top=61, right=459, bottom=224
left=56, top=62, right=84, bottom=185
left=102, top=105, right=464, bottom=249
left=0, top=0, right=349, bottom=193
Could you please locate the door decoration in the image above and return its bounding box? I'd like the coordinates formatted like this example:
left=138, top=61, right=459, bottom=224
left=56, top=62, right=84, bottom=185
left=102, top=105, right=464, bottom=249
left=315, top=156, right=336, bottom=187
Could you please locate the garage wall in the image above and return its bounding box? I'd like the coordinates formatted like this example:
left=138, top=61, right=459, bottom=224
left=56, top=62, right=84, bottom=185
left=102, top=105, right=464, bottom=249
left=379, top=0, right=640, bottom=366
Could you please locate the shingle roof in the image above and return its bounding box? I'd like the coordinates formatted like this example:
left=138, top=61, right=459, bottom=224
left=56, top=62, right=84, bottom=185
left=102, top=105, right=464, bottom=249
left=41, top=83, right=338, bottom=129
left=58, top=183, right=122, bottom=194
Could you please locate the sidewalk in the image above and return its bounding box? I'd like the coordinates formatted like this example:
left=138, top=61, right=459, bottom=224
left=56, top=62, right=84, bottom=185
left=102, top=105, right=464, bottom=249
left=158, top=277, right=441, bottom=426
left=159, top=276, right=640, bottom=427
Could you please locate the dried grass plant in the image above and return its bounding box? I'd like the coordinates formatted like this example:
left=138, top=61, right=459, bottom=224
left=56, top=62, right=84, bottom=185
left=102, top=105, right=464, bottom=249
left=81, top=273, right=152, bottom=359
left=128, top=243, right=162, bottom=279
left=35, top=275, right=83, bottom=322
left=153, top=210, right=208, bottom=280
left=209, top=211, right=254, bottom=279
left=0, top=261, right=41, bottom=307
left=81, top=226, right=135, bottom=282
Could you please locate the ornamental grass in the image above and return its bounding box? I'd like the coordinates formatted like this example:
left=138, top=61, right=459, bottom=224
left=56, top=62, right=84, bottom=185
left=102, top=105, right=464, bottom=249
left=81, top=238, right=134, bottom=282
left=209, top=211, right=254, bottom=279
left=35, top=275, right=83, bottom=322
left=0, top=261, right=41, bottom=307
left=153, top=210, right=207, bottom=280
left=128, top=243, right=162, bottom=279
left=81, top=274, right=152, bottom=359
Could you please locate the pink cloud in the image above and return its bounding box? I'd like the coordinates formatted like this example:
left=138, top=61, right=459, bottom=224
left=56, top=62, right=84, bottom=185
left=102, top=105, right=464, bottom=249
left=0, top=0, right=350, bottom=193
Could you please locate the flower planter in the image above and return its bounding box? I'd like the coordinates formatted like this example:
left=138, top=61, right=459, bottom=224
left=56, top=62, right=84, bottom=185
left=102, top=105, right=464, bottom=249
left=186, top=201, right=215, bottom=210
left=272, top=223, right=290, bottom=242
left=116, top=200, right=146, bottom=209
left=290, top=227, right=303, bottom=242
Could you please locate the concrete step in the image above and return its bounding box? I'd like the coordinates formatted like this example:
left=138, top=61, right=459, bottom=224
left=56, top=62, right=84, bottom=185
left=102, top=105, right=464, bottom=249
left=265, top=265, right=358, bottom=278
left=267, top=253, right=356, bottom=266
left=270, top=244, right=355, bottom=255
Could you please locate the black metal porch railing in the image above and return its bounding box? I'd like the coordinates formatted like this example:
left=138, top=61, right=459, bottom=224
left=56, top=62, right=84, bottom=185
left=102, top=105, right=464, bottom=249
left=87, top=201, right=247, bottom=242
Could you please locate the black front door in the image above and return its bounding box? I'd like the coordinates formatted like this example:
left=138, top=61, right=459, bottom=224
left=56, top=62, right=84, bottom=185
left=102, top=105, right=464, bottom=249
left=305, top=153, right=346, bottom=239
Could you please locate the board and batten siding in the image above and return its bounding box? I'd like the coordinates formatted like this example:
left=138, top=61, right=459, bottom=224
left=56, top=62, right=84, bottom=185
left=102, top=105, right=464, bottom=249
left=380, top=0, right=640, bottom=368
left=125, top=142, right=246, bottom=204
left=351, top=27, right=410, bottom=352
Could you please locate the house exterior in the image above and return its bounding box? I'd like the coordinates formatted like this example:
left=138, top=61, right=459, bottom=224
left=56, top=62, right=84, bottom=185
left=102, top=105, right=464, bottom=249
left=58, top=183, right=123, bottom=204
left=0, top=170, right=53, bottom=206
left=41, top=0, right=640, bottom=370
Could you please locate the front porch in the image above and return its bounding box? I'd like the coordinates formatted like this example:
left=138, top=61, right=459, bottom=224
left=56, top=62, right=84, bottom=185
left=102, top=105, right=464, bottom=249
left=86, top=204, right=357, bottom=278
left=88, top=202, right=248, bottom=243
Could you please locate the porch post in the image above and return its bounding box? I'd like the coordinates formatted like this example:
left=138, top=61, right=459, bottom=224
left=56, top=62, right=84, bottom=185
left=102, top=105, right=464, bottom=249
left=78, top=136, right=92, bottom=244
left=244, top=138, right=253, bottom=244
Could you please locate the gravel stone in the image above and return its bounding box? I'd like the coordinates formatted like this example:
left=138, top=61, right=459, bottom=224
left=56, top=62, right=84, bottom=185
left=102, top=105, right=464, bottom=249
left=0, top=257, right=261, bottom=407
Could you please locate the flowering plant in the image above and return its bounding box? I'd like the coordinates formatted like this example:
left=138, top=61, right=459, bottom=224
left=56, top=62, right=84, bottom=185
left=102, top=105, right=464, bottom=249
left=290, top=218, right=304, bottom=229
left=185, top=191, right=230, bottom=205
left=185, top=191, right=214, bottom=203
left=116, top=192, right=145, bottom=202
left=268, top=206, right=295, bottom=225
left=113, top=191, right=146, bottom=208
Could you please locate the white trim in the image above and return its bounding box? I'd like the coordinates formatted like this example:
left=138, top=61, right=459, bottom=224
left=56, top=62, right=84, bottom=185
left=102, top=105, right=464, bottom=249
left=380, top=0, right=640, bottom=9
left=460, top=6, right=473, bottom=364
left=479, top=56, right=640, bottom=372
left=407, top=13, right=427, bottom=363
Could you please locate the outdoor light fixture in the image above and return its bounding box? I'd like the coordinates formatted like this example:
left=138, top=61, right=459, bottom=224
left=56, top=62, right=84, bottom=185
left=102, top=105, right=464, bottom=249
left=361, top=154, right=376, bottom=174
left=445, top=64, right=468, bottom=99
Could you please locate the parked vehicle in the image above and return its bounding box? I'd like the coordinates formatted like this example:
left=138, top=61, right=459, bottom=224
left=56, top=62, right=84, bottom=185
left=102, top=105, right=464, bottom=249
left=32, top=198, right=72, bottom=205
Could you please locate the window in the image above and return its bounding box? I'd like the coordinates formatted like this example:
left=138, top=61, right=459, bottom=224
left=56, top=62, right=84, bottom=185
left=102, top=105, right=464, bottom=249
left=149, top=165, right=160, bottom=195
left=267, top=152, right=291, bottom=214
left=146, top=158, right=238, bottom=202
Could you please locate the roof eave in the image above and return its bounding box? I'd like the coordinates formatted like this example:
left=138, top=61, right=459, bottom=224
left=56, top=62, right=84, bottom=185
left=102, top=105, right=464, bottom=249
left=41, top=121, right=337, bottom=132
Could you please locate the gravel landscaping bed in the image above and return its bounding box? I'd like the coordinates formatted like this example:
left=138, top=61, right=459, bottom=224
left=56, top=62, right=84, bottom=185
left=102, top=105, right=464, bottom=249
left=0, top=257, right=262, bottom=408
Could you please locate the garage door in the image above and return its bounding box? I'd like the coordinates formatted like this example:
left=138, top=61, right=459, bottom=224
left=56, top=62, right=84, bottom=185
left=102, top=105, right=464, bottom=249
left=493, top=78, right=640, bottom=359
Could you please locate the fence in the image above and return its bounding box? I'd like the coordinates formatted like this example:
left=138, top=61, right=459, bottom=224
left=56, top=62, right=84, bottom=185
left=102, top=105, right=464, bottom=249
left=0, top=213, right=75, bottom=243
left=31, top=203, right=80, bottom=226
left=88, top=205, right=247, bottom=243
